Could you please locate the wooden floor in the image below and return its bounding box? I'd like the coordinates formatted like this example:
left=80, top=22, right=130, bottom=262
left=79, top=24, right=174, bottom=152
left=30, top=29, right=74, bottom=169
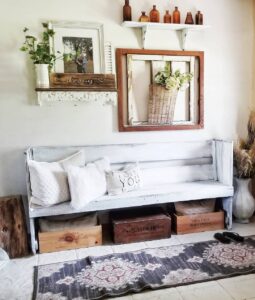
left=0, top=217, right=255, bottom=300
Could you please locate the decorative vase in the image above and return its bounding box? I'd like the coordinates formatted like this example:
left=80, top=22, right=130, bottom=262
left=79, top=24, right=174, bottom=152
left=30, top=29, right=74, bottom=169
left=195, top=11, right=203, bottom=25
left=35, top=64, right=50, bottom=88
left=139, top=11, right=149, bottom=22
left=148, top=84, right=178, bottom=124
left=173, top=7, right=181, bottom=24
left=164, top=10, right=171, bottom=23
left=150, top=5, right=160, bottom=23
left=185, top=12, right=194, bottom=25
left=233, top=177, right=255, bottom=223
left=123, top=0, right=132, bottom=21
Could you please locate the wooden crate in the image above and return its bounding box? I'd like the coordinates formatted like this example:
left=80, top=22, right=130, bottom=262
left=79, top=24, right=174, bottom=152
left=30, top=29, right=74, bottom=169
left=38, top=225, right=102, bottom=253
left=111, top=208, right=171, bottom=244
left=172, top=210, right=224, bottom=234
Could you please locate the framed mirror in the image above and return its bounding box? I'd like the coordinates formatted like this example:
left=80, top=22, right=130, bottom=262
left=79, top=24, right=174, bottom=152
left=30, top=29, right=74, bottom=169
left=116, top=49, right=204, bottom=131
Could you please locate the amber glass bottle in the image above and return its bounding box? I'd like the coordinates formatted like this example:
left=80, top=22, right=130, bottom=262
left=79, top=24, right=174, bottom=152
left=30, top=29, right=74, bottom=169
left=173, top=6, right=180, bottom=24
left=150, top=5, right=160, bottom=22
left=164, top=10, right=171, bottom=23
left=195, top=11, right=203, bottom=25
left=185, top=12, right=194, bottom=24
left=123, top=0, right=132, bottom=22
left=139, top=11, right=150, bottom=22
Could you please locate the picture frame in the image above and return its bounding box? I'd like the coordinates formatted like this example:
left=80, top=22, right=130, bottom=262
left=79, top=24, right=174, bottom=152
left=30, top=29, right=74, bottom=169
left=50, top=21, right=105, bottom=74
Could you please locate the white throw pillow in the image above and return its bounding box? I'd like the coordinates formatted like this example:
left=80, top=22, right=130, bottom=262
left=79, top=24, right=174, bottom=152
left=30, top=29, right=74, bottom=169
left=28, top=150, right=85, bottom=207
left=106, top=164, right=142, bottom=195
left=67, top=157, right=110, bottom=210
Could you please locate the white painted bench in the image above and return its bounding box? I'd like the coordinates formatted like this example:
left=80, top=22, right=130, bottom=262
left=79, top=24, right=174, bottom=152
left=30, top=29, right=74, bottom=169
left=25, top=140, right=234, bottom=254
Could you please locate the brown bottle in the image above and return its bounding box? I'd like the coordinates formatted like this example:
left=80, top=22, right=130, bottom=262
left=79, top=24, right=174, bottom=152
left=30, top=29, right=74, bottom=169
left=185, top=12, right=194, bottom=24
left=173, top=6, right=181, bottom=24
left=123, top=0, right=132, bottom=22
left=195, top=11, right=203, bottom=25
left=139, top=11, right=150, bottom=22
left=150, top=5, right=160, bottom=23
left=164, top=10, right=171, bottom=23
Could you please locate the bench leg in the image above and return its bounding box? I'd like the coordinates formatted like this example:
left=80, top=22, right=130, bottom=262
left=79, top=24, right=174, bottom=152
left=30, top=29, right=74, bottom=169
left=222, top=196, right=233, bottom=230
left=29, top=218, right=38, bottom=255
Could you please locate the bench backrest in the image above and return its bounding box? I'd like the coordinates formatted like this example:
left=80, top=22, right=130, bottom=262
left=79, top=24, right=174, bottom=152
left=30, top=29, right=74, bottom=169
left=25, top=139, right=233, bottom=189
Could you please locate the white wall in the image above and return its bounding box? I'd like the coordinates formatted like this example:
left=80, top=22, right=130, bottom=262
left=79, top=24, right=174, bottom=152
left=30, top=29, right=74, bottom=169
left=0, top=0, right=253, bottom=196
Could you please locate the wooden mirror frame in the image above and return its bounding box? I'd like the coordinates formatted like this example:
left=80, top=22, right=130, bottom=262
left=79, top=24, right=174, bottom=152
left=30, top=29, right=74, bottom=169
left=116, top=48, right=204, bottom=132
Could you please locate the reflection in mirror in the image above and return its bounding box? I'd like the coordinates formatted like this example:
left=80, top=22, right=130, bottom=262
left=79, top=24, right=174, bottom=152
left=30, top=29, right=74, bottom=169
left=116, top=49, right=204, bottom=132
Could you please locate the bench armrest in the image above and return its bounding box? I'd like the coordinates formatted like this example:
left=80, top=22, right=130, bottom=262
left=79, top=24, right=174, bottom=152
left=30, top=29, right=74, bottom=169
left=213, top=140, right=233, bottom=186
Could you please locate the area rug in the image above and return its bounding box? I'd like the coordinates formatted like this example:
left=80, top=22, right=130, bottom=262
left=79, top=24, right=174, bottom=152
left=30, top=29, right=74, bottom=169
left=34, top=236, right=255, bottom=300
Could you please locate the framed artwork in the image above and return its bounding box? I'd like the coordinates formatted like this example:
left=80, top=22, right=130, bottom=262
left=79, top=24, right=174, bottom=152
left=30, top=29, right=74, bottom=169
left=50, top=21, right=105, bottom=73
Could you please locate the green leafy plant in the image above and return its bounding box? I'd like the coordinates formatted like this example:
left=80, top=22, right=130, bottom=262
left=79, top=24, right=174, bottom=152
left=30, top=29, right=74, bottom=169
left=20, top=23, right=60, bottom=68
left=234, top=111, right=255, bottom=178
left=154, top=62, right=193, bottom=91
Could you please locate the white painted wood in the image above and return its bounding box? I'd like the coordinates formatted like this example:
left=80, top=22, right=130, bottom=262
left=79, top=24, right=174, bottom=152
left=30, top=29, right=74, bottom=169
left=28, top=141, right=213, bottom=164
left=29, top=181, right=233, bottom=218
left=213, top=140, right=233, bottom=186
left=122, top=21, right=210, bottom=49
left=25, top=139, right=234, bottom=252
left=37, top=91, right=117, bottom=106
left=122, top=21, right=210, bottom=31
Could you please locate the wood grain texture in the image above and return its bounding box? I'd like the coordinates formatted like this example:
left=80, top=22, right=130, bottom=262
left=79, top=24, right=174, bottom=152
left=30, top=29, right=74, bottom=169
left=111, top=208, right=171, bottom=244
left=38, top=225, right=102, bottom=253
left=173, top=211, right=224, bottom=234
left=0, top=196, right=29, bottom=258
left=49, top=73, right=116, bottom=91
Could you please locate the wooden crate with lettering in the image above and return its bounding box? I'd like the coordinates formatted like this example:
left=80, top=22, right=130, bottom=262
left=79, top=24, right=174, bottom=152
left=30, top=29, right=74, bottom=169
left=172, top=210, right=224, bottom=234
left=111, top=208, right=171, bottom=244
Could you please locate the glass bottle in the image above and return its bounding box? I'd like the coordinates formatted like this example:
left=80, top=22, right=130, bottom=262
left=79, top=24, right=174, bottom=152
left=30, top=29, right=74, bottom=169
left=150, top=5, right=160, bottom=23
left=185, top=12, right=194, bottom=24
left=195, top=11, right=203, bottom=25
left=123, top=0, right=132, bottom=22
left=139, top=11, right=150, bottom=22
left=164, top=10, right=171, bottom=23
left=173, top=6, right=180, bottom=24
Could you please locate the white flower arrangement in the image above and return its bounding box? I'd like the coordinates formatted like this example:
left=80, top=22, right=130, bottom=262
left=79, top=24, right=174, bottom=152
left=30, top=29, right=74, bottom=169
left=154, top=63, right=193, bottom=91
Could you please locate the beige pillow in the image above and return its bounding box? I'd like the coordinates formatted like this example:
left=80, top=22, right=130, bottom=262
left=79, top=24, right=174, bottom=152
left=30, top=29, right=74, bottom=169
left=106, top=164, right=142, bottom=195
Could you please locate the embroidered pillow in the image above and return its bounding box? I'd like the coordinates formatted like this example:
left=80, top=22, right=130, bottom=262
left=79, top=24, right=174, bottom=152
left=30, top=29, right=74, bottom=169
left=28, top=150, right=85, bottom=207
left=106, top=164, right=142, bottom=195
left=67, top=157, right=111, bottom=210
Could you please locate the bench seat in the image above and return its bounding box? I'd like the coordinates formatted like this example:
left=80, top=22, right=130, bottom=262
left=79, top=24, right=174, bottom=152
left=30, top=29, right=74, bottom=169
left=29, top=180, right=233, bottom=218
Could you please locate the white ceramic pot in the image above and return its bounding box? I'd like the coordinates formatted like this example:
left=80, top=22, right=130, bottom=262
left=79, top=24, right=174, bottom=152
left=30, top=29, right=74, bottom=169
left=35, top=64, right=49, bottom=88
left=233, top=177, right=255, bottom=223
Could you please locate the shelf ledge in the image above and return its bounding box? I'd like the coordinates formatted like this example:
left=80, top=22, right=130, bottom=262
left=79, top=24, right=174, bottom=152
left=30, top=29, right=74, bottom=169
left=122, top=21, right=210, bottom=50
left=36, top=90, right=117, bottom=106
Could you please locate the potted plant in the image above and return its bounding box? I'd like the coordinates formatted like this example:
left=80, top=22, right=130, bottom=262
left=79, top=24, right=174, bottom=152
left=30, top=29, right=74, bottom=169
left=148, top=62, right=193, bottom=124
left=233, top=110, right=255, bottom=223
left=20, top=23, right=59, bottom=88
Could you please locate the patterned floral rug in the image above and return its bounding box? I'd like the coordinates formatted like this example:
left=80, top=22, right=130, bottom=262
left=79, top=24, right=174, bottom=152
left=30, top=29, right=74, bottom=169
left=34, top=236, right=255, bottom=300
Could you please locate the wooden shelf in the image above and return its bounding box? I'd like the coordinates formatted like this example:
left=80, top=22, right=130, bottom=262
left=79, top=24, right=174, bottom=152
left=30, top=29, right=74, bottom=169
left=122, top=21, right=210, bottom=50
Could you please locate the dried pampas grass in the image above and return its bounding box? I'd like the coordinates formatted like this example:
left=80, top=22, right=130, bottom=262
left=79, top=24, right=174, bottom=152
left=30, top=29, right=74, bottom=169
left=234, top=110, right=255, bottom=178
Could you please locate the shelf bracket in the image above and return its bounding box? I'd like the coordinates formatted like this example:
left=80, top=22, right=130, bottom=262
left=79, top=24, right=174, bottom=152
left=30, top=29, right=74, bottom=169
left=141, top=25, right=148, bottom=49
left=179, top=29, right=189, bottom=50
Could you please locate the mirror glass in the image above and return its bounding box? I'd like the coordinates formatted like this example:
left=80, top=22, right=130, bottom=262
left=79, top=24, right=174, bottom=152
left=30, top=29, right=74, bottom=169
left=116, top=49, right=204, bottom=132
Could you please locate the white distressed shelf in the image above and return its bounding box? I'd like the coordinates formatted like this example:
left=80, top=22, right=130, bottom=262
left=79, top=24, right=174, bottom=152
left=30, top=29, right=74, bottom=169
left=36, top=90, right=117, bottom=106
left=122, top=21, right=210, bottom=50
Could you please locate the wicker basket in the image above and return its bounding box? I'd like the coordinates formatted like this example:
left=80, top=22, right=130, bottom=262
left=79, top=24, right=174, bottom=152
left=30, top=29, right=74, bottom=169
left=148, top=84, right=178, bottom=125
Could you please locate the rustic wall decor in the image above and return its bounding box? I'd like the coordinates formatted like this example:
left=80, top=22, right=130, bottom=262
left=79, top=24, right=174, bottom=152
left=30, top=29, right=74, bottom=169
left=50, top=73, right=116, bottom=91
left=116, top=48, right=204, bottom=132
